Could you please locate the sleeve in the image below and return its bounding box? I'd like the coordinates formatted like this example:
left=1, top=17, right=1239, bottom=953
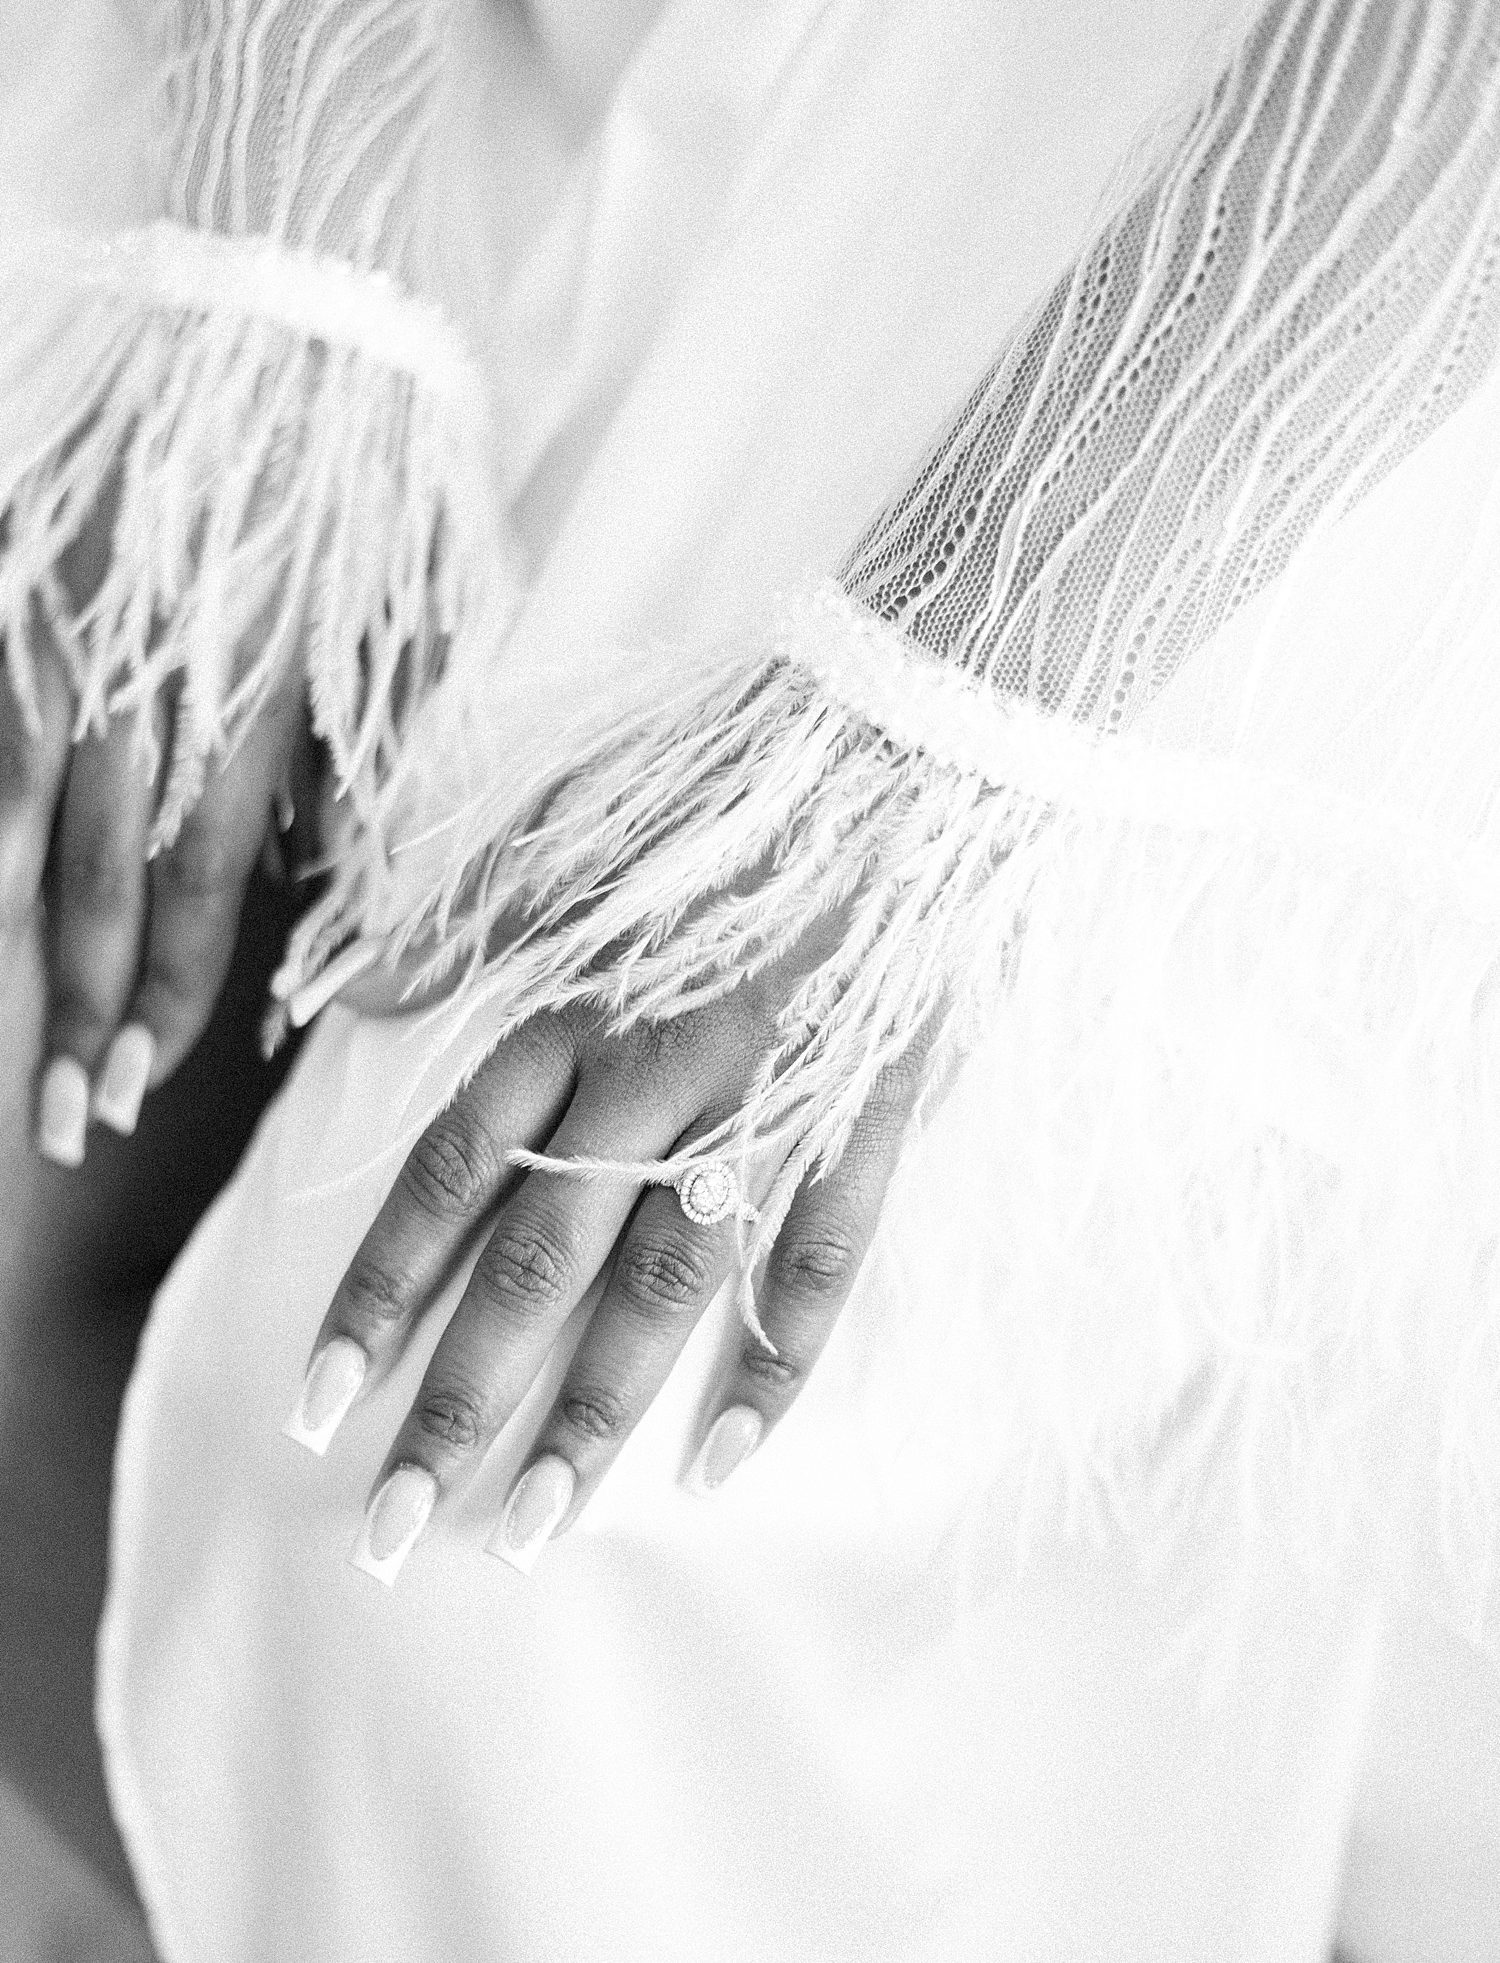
left=272, top=0, right=1500, bottom=1650
left=0, top=0, right=509, bottom=846
left=277, top=0, right=1500, bottom=1242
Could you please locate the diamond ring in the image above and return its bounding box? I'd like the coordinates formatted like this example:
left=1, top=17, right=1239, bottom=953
left=674, top=1161, right=757, bottom=1227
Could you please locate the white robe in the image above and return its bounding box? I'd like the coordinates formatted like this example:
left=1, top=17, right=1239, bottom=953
left=3, top=0, right=1495, bottom=1956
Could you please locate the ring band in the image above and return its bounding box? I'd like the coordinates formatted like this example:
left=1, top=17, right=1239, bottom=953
left=502, top=1146, right=761, bottom=1227
left=674, top=1161, right=757, bottom=1227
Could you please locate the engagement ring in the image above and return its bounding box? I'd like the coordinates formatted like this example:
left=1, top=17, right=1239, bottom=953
left=674, top=1162, right=757, bottom=1227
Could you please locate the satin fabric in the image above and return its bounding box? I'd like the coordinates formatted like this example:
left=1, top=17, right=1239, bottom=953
left=3, top=0, right=1409, bottom=1955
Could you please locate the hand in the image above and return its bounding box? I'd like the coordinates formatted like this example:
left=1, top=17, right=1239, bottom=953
left=1, top=512, right=313, bottom=1169
left=290, top=971, right=925, bottom=1583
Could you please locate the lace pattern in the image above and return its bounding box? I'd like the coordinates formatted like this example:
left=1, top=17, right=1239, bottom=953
left=841, top=0, right=1500, bottom=734
left=151, top=0, right=448, bottom=278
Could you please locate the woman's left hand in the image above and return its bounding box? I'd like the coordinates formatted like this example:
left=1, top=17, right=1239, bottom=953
left=289, top=969, right=923, bottom=1582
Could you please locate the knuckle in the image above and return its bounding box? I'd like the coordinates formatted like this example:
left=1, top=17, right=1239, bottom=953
left=401, top=1115, right=498, bottom=1219
left=766, top=1226, right=862, bottom=1303
left=478, top=1222, right=570, bottom=1316
left=739, top=1342, right=804, bottom=1394
left=338, top=1255, right=410, bottom=1334
left=55, top=821, right=137, bottom=916
left=521, top=1010, right=579, bottom=1075
left=136, top=943, right=205, bottom=1021
left=614, top=1232, right=715, bottom=1318
left=625, top=1014, right=695, bottom=1069
left=557, top=1384, right=631, bottom=1444
left=155, top=823, right=239, bottom=904
left=413, top=1385, right=488, bottom=1452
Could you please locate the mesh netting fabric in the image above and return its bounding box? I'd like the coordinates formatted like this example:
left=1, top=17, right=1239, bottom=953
left=152, top=0, right=446, bottom=279
left=288, top=0, right=1500, bottom=1100
left=840, top=0, right=1500, bottom=734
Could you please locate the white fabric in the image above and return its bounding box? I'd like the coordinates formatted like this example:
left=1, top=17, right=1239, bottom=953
left=844, top=0, right=1500, bottom=726
left=2, top=220, right=482, bottom=396
left=150, top=0, right=447, bottom=278
left=0, top=0, right=509, bottom=854
left=263, top=0, right=1500, bottom=1658
left=0, top=0, right=1493, bottom=1956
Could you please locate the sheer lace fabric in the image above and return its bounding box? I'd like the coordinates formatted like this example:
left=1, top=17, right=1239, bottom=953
left=151, top=0, right=446, bottom=278
left=296, top=0, right=1500, bottom=1105
left=267, top=0, right=1500, bottom=1654
left=841, top=0, right=1500, bottom=735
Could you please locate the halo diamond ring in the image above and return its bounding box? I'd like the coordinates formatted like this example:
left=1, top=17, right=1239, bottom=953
left=674, top=1161, right=757, bottom=1227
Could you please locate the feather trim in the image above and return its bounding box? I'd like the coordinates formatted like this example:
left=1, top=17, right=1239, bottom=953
left=0, top=222, right=513, bottom=847
left=277, top=580, right=1500, bottom=1644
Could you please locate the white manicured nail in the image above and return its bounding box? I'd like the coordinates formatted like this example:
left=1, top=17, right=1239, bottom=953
left=486, top=1456, right=575, bottom=1575
left=36, top=1057, right=89, bottom=1167
left=91, top=1025, right=155, bottom=1135
left=282, top=1338, right=367, bottom=1456
left=686, top=1406, right=763, bottom=1495
left=287, top=941, right=380, bottom=1028
left=349, top=1465, right=436, bottom=1587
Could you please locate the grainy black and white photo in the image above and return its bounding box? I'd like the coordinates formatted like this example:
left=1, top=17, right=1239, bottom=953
left=1, top=0, right=1497, bottom=1956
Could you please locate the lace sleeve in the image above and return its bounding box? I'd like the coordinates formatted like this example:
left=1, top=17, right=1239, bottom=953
left=153, top=0, right=437, bottom=275
left=281, top=0, right=1500, bottom=1207
left=261, top=0, right=1500, bottom=1660
left=0, top=0, right=508, bottom=844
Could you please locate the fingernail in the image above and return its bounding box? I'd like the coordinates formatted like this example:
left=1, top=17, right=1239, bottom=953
left=485, top=1455, right=575, bottom=1575
left=91, top=1025, right=155, bottom=1135
left=686, top=1406, right=763, bottom=1495
left=349, top=1465, right=436, bottom=1587
left=282, top=1337, right=367, bottom=1456
left=36, top=1056, right=90, bottom=1167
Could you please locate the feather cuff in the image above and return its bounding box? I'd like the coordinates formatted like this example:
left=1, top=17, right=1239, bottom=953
left=0, top=221, right=512, bottom=846
left=273, top=579, right=1500, bottom=1644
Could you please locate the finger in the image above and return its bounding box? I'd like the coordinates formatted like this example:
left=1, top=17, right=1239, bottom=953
left=687, top=1069, right=918, bottom=1495
left=0, top=648, right=71, bottom=940
left=127, top=684, right=297, bottom=1091
left=1, top=632, right=82, bottom=1165
left=284, top=1015, right=579, bottom=1455
left=351, top=1056, right=698, bottom=1585
left=42, top=713, right=154, bottom=1135
left=492, top=1120, right=743, bottom=1570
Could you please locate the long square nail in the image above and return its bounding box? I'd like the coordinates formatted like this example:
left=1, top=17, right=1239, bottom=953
left=685, top=1406, right=763, bottom=1496
left=349, top=1465, right=436, bottom=1587
left=485, top=1456, right=575, bottom=1575
left=92, top=1026, right=155, bottom=1135
left=37, top=1056, right=89, bottom=1167
left=283, top=1338, right=367, bottom=1456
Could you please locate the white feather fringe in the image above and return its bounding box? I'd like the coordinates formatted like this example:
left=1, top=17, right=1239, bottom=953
left=280, top=580, right=1500, bottom=1649
left=0, top=223, right=512, bottom=848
